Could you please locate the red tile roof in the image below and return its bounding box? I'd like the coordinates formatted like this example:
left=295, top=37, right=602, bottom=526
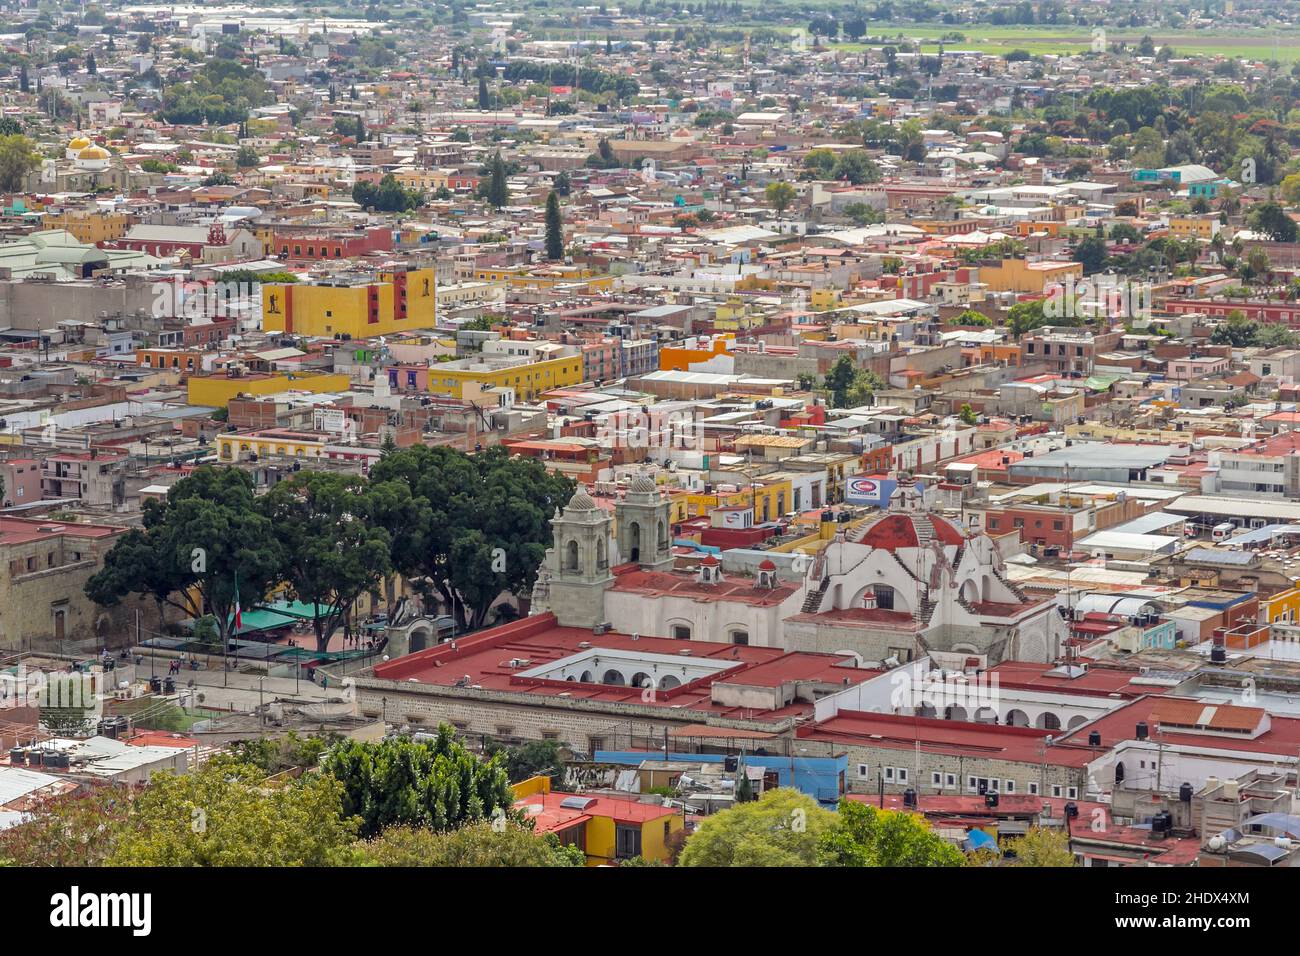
left=853, top=513, right=966, bottom=549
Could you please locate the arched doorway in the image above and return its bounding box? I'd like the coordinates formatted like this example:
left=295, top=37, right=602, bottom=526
left=628, top=522, right=641, bottom=563
left=1036, top=712, right=1062, bottom=731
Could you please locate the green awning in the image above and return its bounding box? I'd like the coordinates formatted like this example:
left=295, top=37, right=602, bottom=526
left=260, top=600, right=331, bottom=620
left=1084, top=374, right=1121, bottom=391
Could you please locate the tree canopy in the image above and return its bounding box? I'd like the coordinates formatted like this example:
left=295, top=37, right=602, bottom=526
left=368, top=444, right=572, bottom=630
left=321, top=727, right=516, bottom=838
left=85, top=467, right=282, bottom=646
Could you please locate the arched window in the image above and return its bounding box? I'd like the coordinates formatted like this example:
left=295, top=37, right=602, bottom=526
left=1036, top=712, right=1062, bottom=731
left=627, top=521, right=641, bottom=563
left=601, top=669, right=626, bottom=686
left=565, top=540, right=579, bottom=571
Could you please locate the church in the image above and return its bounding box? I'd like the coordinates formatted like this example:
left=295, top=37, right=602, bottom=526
left=529, top=473, right=1064, bottom=665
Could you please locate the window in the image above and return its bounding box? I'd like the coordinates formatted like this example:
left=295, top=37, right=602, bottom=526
left=896, top=768, right=908, bottom=783
left=931, top=771, right=943, bottom=786
left=1028, top=782, right=1040, bottom=795
left=615, top=824, right=642, bottom=860
left=541, top=731, right=559, bottom=741
left=884, top=767, right=895, bottom=782
left=1051, top=785, right=1063, bottom=798
left=1005, top=780, right=1016, bottom=793
left=731, top=630, right=749, bottom=646
left=1067, top=787, right=1078, bottom=799
left=588, top=736, right=605, bottom=752
left=857, top=763, right=870, bottom=779
left=671, top=625, right=691, bottom=640
left=967, top=776, right=978, bottom=792
left=945, top=773, right=956, bottom=788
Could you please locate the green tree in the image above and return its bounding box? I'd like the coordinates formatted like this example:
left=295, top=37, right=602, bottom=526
left=0, top=786, right=130, bottom=866
left=109, top=757, right=357, bottom=866
left=234, top=145, right=259, bottom=168
left=817, top=799, right=964, bottom=867
left=368, top=445, right=572, bottom=631
left=1006, top=299, right=1049, bottom=339
left=951, top=309, right=992, bottom=327
left=1005, top=826, right=1075, bottom=866
left=159, top=59, right=270, bottom=125
left=259, top=471, right=392, bottom=653
left=84, top=467, right=281, bottom=648
left=822, top=354, right=857, bottom=408
left=679, top=788, right=834, bottom=867
left=843, top=202, right=881, bottom=226
left=1073, top=235, right=1109, bottom=275
left=358, top=823, right=584, bottom=866
left=959, top=403, right=978, bottom=426
left=322, top=728, right=516, bottom=838
left=1210, top=309, right=1259, bottom=347
left=478, top=151, right=509, bottom=208
left=1249, top=201, right=1298, bottom=243
left=490, top=739, right=566, bottom=784
left=0, top=134, right=40, bottom=191
left=831, top=150, right=881, bottom=185
left=544, top=189, right=564, bottom=260
left=764, top=180, right=796, bottom=215
left=229, top=732, right=337, bottom=774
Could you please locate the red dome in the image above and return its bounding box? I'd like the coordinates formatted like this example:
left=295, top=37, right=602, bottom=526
left=758, top=558, right=777, bottom=571
left=853, top=513, right=966, bottom=550
left=700, top=554, right=721, bottom=566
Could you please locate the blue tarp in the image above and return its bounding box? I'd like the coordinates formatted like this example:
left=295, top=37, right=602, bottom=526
left=964, top=829, right=1000, bottom=852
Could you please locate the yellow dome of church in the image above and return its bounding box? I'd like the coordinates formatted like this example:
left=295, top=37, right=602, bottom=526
left=65, top=135, right=94, bottom=160
left=77, top=145, right=110, bottom=160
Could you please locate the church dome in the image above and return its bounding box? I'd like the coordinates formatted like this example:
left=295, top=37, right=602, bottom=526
left=629, top=471, right=657, bottom=495
left=567, top=485, right=597, bottom=512
left=77, top=145, right=110, bottom=160
left=68, top=136, right=92, bottom=151
left=853, top=513, right=966, bottom=550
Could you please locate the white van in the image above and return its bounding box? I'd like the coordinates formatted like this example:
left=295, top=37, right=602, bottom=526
left=1212, top=522, right=1235, bottom=542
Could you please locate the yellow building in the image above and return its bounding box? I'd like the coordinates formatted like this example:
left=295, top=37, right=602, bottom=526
left=187, top=371, right=351, bottom=407
left=41, top=209, right=132, bottom=244
left=513, top=778, right=683, bottom=866
left=811, top=288, right=841, bottom=311
left=262, top=266, right=437, bottom=339
left=425, top=354, right=584, bottom=401
left=462, top=264, right=614, bottom=294
left=685, top=477, right=794, bottom=523
left=978, top=258, right=1082, bottom=294
left=1262, top=587, right=1300, bottom=626
left=1168, top=216, right=1219, bottom=240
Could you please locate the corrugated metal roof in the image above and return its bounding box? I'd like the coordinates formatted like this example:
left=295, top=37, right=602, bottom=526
left=0, top=766, right=61, bottom=805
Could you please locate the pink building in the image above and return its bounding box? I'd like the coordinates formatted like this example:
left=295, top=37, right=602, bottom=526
left=0, top=458, right=41, bottom=508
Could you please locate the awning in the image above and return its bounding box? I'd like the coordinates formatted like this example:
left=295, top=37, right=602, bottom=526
left=964, top=828, right=1000, bottom=853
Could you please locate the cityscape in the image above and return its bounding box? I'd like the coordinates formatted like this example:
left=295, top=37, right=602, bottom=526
left=0, top=0, right=1291, bottom=897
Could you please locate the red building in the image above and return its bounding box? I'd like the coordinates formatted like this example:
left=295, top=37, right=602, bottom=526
left=268, top=224, right=392, bottom=261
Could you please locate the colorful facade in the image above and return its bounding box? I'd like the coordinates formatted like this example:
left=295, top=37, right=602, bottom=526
left=262, top=267, right=437, bottom=339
